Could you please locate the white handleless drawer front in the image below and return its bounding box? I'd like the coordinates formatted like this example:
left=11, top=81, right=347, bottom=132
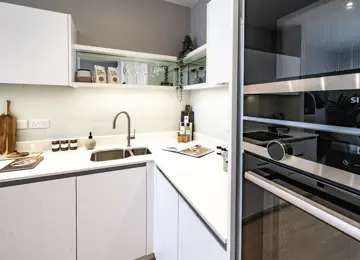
left=154, top=167, right=179, bottom=260
left=0, top=178, right=76, bottom=260
left=0, top=2, right=71, bottom=86
left=178, top=197, right=227, bottom=260
left=77, top=167, right=147, bottom=260
left=154, top=167, right=227, bottom=260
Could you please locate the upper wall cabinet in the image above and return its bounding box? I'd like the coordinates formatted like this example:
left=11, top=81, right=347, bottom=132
left=206, top=0, right=231, bottom=86
left=0, top=3, right=76, bottom=86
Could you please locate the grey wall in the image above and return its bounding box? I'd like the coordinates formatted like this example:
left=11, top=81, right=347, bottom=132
left=190, top=0, right=209, bottom=47
left=2, top=0, right=190, bottom=56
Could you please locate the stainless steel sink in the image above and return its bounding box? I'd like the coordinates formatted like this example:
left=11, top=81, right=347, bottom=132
left=90, top=149, right=132, bottom=162
left=130, top=147, right=152, bottom=156
left=90, top=147, right=151, bottom=162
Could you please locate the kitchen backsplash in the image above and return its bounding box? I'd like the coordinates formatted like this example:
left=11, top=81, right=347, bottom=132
left=0, top=84, right=190, bottom=141
left=190, top=87, right=229, bottom=143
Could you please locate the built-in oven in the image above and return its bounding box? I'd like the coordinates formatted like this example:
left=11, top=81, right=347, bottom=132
left=242, top=151, right=360, bottom=260
left=243, top=89, right=360, bottom=175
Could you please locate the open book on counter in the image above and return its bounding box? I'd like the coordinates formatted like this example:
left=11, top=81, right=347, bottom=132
left=163, top=144, right=214, bottom=158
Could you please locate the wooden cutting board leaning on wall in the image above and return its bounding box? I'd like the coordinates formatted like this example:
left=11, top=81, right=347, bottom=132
left=0, top=100, right=17, bottom=155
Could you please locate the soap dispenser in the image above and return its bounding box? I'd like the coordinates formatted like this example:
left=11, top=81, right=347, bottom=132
left=85, top=132, right=96, bottom=150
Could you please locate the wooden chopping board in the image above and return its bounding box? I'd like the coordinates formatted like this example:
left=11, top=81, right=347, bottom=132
left=0, top=100, right=17, bottom=155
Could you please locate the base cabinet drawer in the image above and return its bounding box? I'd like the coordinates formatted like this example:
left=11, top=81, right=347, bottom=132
left=178, top=197, right=227, bottom=260
left=77, top=167, right=147, bottom=260
left=154, top=168, right=179, bottom=260
left=0, top=178, right=76, bottom=260
left=154, top=167, right=227, bottom=260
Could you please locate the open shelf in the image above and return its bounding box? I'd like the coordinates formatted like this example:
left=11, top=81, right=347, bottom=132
left=183, top=83, right=228, bottom=90
left=72, top=82, right=177, bottom=91
left=74, top=44, right=177, bottom=63
left=183, top=45, right=207, bottom=64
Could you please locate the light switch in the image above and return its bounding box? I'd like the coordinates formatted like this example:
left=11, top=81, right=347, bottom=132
left=17, top=120, right=28, bottom=130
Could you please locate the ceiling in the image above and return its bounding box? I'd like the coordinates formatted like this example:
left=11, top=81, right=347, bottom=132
left=161, top=0, right=199, bottom=8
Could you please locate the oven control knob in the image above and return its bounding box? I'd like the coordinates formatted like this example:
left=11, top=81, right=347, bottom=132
left=267, top=140, right=293, bottom=161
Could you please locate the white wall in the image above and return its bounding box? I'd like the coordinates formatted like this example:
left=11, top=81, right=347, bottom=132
left=0, top=85, right=189, bottom=141
left=190, top=87, right=229, bottom=143
left=190, top=0, right=210, bottom=46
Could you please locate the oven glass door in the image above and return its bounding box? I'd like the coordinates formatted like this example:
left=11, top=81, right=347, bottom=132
left=242, top=168, right=360, bottom=260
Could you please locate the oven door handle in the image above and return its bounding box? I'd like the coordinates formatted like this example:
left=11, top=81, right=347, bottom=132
left=245, top=171, right=360, bottom=241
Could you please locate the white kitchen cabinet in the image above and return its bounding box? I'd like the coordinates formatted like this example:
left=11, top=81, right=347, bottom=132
left=154, top=167, right=179, bottom=260
left=0, top=2, right=75, bottom=86
left=77, top=167, right=147, bottom=260
left=207, top=0, right=231, bottom=86
left=0, top=178, right=76, bottom=260
left=178, top=197, right=227, bottom=260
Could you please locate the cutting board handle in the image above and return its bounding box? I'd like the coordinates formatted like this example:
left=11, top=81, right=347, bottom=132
left=5, top=100, right=10, bottom=116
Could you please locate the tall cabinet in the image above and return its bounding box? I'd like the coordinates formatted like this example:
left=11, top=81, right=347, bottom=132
left=0, top=2, right=76, bottom=86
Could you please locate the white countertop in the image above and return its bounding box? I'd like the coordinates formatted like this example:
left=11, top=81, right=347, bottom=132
left=0, top=135, right=228, bottom=243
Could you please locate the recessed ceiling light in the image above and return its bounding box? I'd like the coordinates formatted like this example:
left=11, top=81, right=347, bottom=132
left=346, top=1, right=354, bottom=9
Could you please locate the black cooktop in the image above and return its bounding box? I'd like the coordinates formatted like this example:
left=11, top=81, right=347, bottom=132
left=243, top=131, right=292, bottom=142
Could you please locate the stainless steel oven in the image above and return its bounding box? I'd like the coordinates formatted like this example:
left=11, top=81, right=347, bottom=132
left=237, top=0, right=360, bottom=260
left=242, top=151, right=360, bottom=260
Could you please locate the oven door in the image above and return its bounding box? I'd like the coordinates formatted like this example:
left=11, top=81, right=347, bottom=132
left=242, top=160, right=360, bottom=260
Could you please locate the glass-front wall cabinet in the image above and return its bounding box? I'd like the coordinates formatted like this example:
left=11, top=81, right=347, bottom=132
left=245, top=0, right=360, bottom=85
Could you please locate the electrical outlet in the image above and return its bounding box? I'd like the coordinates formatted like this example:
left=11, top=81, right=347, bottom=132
left=17, top=120, right=28, bottom=130
left=29, top=119, right=50, bottom=129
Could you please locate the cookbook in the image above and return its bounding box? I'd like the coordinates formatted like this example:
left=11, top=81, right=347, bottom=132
left=163, top=144, right=214, bottom=158
left=0, top=156, right=44, bottom=173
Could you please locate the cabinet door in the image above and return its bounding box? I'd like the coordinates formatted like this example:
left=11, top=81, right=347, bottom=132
left=0, top=2, right=69, bottom=85
left=77, top=167, right=147, bottom=260
left=0, top=178, right=76, bottom=260
left=154, top=168, right=179, bottom=260
left=178, top=197, right=227, bottom=260
left=207, top=0, right=231, bottom=86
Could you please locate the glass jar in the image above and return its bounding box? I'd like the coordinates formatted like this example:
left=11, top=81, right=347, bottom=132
left=52, top=140, right=60, bottom=152
left=70, top=139, right=78, bottom=150
left=60, top=140, right=69, bottom=151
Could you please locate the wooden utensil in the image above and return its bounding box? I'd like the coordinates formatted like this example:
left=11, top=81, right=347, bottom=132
left=6, top=151, right=29, bottom=158
left=0, top=101, right=17, bottom=155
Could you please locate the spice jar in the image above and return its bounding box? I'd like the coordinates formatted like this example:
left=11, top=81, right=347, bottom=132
left=52, top=140, right=60, bottom=152
left=75, top=69, right=92, bottom=83
left=70, top=139, right=78, bottom=150
left=60, top=140, right=69, bottom=151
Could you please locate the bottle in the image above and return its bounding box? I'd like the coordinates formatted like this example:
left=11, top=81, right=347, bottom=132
left=85, top=132, right=96, bottom=150
left=185, top=123, right=192, bottom=141
left=180, top=122, right=185, bottom=135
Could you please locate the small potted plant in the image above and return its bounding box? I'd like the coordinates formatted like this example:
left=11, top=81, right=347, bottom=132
left=160, top=66, right=172, bottom=86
